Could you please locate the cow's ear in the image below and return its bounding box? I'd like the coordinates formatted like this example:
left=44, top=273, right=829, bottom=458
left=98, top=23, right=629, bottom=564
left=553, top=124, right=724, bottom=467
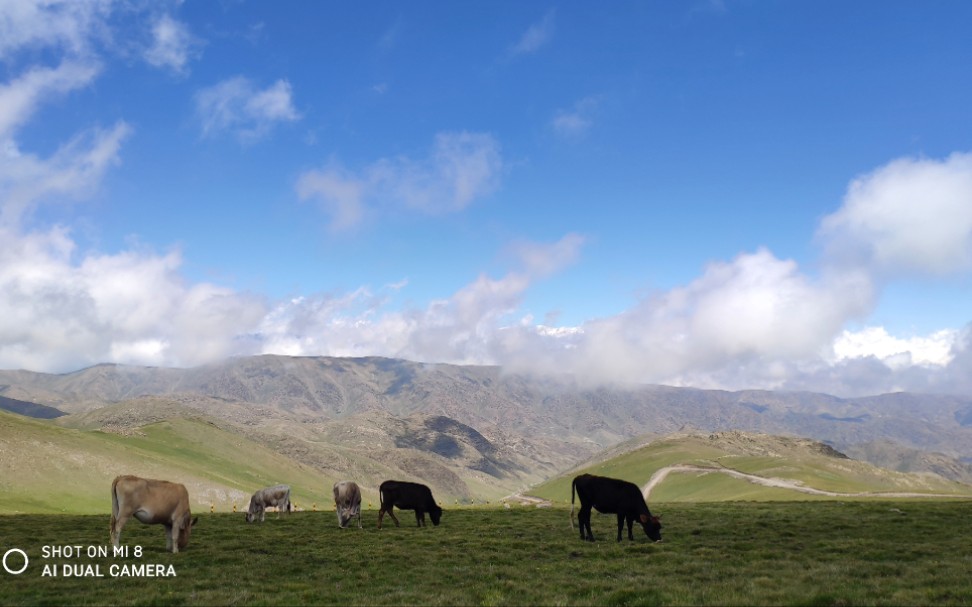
left=640, top=514, right=649, bottom=524
left=190, top=517, right=199, bottom=527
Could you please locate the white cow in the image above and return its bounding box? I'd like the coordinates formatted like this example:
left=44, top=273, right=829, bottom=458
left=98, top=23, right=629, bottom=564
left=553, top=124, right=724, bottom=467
left=245, top=484, right=292, bottom=523
left=110, top=475, right=198, bottom=553
left=333, top=480, right=362, bottom=528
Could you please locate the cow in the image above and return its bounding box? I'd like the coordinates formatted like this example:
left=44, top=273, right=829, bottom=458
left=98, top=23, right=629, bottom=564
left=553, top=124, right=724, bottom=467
left=110, top=475, right=198, bottom=554
left=333, top=480, right=362, bottom=529
left=245, top=484, right=292, bottom=523
left=377, top=480, right=442, bottom=529
left=570, top=473, right=662, bottom=543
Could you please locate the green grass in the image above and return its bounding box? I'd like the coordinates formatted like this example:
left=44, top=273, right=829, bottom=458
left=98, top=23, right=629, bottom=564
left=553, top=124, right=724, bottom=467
left=0, top=411, right=333, bottom=514
left=2, top=502, right=971, bottom=606
left=529, top=434, right=972, bottom=503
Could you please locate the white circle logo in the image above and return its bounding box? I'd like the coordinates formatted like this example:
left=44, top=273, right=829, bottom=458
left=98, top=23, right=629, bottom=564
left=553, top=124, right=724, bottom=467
left=3, top=548, right=28, bottom=575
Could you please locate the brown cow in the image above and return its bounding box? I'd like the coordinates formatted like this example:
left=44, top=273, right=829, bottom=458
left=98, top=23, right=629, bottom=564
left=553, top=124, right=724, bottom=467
left=110, top=475, right=198, bottom=553
left=333, top=480, right=362, bottom=528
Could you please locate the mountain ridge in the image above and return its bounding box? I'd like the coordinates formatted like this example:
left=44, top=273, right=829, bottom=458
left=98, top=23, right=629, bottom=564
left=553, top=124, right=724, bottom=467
left=3, top=355, right=972, bottom=487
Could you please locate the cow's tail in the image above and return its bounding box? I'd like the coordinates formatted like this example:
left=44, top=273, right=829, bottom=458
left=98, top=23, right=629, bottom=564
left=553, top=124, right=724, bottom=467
left=569, top=477, right=576, bottom=530
left=110, top=476, right=121, bottom=535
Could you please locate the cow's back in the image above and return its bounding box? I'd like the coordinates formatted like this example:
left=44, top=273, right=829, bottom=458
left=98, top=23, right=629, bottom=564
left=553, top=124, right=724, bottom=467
left=380, top=480, right=431, bottom=509
left=574, top=474, right=647, bottom=516
left=334, top=480, right=361, bottom=505
left=113, top=475, right=190, bottom=522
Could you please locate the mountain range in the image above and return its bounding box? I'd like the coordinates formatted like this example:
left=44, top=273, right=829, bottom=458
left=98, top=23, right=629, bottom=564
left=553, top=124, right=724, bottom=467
left=3, top=355, right=972, bottom=501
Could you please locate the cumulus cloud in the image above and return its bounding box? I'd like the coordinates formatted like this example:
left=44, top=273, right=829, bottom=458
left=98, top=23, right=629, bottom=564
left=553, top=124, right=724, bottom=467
left=195, top=77, right=301, bottom=144
left=833, top=327, right=956, bottom=368
left=509, top=10, right=555, bottom=57
left=297, top=131, right=503, bottom=230
left=0, top=225, right=268, bottom=371
left=254, top=234, right=584, bottom=365
left=144, top=14, right=201, bottom=74
left=819, top=152, right=972, bottom=277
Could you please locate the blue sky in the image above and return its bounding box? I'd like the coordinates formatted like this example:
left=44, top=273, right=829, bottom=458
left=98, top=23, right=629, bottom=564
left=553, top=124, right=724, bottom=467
left=2, top=0, right=972, bottom=396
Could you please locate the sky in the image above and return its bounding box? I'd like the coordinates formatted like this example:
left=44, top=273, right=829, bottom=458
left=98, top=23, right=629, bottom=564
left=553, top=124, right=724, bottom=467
left=2, top=0, right=972, bottom=397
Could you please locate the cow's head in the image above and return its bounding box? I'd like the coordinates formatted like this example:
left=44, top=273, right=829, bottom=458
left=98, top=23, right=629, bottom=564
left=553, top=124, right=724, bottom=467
left=429, top=504, right=443, bottom=526
left=639, top=513, right=662, bottom=542
left=244, top=501, right=262, bottom=523
left=337, top=507, right=354, bottom=528
left=177, top=515, right=198, bottom=550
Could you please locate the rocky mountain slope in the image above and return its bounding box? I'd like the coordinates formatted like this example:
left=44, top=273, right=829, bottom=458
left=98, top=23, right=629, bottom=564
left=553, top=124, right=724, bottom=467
left=3, top=355, right=972, bottom=488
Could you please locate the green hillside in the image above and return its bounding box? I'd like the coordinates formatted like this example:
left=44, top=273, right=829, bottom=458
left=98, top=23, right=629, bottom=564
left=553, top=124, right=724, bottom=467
left=527, top=431, right=972, bottom=504
left=0, top=410, right=334, bottom=514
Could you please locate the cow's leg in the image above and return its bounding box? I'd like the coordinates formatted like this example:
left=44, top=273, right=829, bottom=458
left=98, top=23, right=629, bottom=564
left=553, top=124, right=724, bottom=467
left=379, top=506, right=400, bottom=529
left=627, top=516, right=635, bottom=541
left=355, top=509, right=362, bottom=529
left=579, top=505, right=594, bottom=541
left=110, top=513, right=129, bottom=548
left=164, top=523, right=174, bottom=552
left=387, top=507, right=400, bottom=527
left=415, top=510, right=425, bottom=527
left=618, top=512, right=634, bottom=542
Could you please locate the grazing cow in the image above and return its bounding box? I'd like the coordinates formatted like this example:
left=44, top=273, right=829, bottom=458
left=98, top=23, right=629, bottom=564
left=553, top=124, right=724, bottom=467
left=333, top=480, right=362, bottom=529
left=245, top=484, right=292, bottom=523
left=110, top=475, right=198, bottom=554
left=570, top=474, right=662, bottom=543
left=377, top=480, right=442, bottom=528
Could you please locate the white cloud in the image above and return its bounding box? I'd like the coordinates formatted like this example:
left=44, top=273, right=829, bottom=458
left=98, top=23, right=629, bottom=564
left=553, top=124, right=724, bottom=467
left=508, top=233, right=585, bottom=278
left=551, top=97, right=600, bottom=139
left=144, top=14, right=201, bottom=74
left=195, top=77, right=301, bottom=144
left=298, top=131, right=503, bottom=230
left=509, top=10, right=555, bottom=57
left=0, top=0, right=112, bottom=60
left=0, top=61, right=100, bottom=140
left=295, top=164, right=367, bottom=232
left=833, top=327, right=957, bottom=368
left=252, top=236, right=583, bottom=366
left=0, top=226, right=268, bottom=371
left=0, top=122, right=131, bottom=226
left=819, top=152, right=972, bottom=277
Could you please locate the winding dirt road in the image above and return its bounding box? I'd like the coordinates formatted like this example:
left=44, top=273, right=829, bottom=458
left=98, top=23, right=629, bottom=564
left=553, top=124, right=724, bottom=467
left=642, top=465, right=966, bottom=500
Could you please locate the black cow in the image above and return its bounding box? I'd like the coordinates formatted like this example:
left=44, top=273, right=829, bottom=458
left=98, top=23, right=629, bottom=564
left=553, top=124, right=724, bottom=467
left=571, top=473, right=662, bottom=542
left=377, top=480, right=443, bottom=528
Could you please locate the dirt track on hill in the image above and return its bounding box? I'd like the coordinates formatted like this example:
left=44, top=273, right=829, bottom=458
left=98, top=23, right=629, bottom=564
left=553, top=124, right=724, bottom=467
left=641, top=465, right=967, bottom=500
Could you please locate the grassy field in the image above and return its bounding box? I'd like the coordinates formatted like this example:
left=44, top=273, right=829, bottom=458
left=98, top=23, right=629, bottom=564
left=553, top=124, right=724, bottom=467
left=0, top=411, right=335, bottom=514
left=2, top=501, right=971, bottom=606
left=529, top=433, right=972, bottom=503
